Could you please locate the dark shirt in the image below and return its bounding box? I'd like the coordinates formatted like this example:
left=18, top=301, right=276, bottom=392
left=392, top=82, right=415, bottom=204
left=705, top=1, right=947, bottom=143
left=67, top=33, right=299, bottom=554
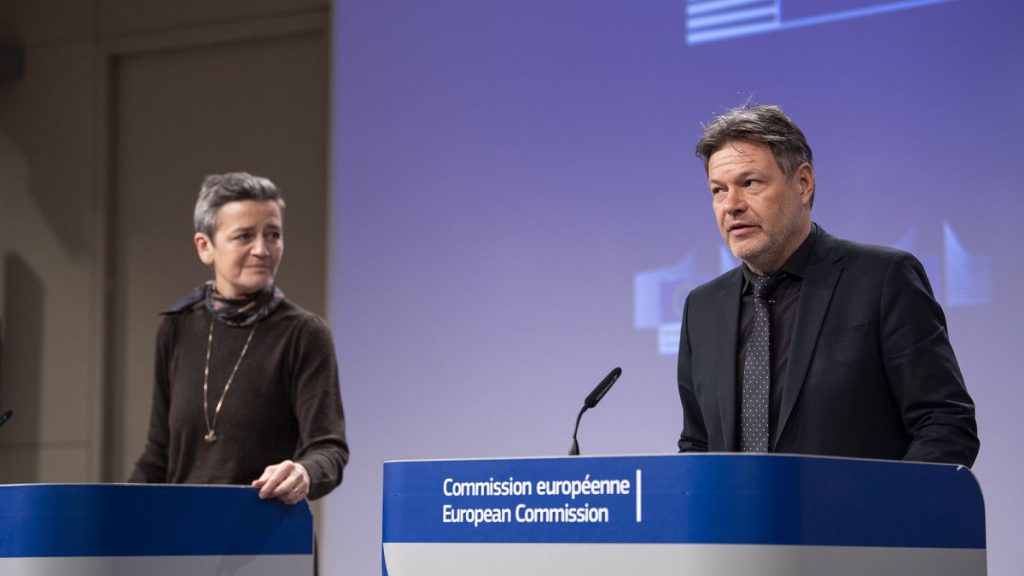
left=129, top=298, right=349, bottom=499
left=737, top=225, right=817, bottom=443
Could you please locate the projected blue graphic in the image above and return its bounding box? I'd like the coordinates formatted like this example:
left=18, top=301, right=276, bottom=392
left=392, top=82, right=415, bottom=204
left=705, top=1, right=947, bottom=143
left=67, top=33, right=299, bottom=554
left=634, top=222, right=990, bottom=355
left=686, top=0, right=956, bottom=45
left=944, top=223, right=993, bottom=307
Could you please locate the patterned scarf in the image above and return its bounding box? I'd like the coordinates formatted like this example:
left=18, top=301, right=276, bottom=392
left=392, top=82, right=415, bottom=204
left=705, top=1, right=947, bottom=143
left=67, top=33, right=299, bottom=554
left=204, top=282, right=285, bottom=326
left=162, top=282, right=285, bottom=327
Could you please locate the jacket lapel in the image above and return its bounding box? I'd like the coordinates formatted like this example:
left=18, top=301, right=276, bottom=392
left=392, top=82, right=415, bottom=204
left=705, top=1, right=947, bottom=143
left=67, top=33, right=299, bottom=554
left=715, top=268, right=743, bottom=451
left=772, top=228, right=845, bottom=449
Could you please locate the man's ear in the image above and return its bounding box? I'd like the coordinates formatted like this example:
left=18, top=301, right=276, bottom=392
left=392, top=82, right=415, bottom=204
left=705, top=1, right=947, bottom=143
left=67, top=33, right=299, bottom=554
left=195, top=233, right=215, bottom=266
left=796, top=162, right=815, bottom=207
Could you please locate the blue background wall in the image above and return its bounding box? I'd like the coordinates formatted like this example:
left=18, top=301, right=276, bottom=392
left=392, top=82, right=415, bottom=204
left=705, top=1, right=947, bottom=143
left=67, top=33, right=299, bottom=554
left=329, top=1, right=1022, bottom=573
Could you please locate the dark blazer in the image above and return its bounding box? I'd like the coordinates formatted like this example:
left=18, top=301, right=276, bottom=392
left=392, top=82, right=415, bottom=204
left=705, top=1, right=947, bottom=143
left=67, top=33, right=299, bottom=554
left=677, top=226, right=979, bottom=466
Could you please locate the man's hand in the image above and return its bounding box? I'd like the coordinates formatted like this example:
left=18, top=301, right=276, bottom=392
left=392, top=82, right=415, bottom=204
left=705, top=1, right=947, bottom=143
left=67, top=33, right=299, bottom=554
left=252, top=459, right=310, bottom=505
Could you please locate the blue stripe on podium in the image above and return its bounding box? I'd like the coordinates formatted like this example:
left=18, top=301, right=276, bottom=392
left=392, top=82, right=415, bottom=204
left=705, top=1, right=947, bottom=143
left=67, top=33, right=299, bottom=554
left=0, top=484, right=312, bottom=557
left=383, top=454, right=985, bottom=548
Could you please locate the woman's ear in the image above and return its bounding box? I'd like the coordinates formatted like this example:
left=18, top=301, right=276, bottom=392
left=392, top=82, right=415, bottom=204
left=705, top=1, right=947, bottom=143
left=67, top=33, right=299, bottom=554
left=194, top=232, right=215, bottom=266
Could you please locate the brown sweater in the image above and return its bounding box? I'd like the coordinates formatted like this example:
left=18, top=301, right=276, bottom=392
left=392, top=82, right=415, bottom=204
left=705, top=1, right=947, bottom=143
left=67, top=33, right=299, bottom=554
left=129, top=299, right=348, bottom=500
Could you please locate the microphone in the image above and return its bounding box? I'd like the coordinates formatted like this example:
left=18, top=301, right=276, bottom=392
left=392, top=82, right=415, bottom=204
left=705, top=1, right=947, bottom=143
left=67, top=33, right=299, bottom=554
left=0, top=410, right=11, bottom=429
left=569, top=367, right=622, bottom=456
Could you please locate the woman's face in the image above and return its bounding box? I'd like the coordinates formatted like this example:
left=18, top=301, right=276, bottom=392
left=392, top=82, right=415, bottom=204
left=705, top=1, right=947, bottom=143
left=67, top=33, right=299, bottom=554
left=194, top=199, right=283, bottom=298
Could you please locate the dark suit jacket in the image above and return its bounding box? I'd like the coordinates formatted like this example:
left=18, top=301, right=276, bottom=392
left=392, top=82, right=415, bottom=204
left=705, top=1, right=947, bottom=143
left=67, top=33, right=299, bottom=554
left=677, top=226, right=979, bottom=466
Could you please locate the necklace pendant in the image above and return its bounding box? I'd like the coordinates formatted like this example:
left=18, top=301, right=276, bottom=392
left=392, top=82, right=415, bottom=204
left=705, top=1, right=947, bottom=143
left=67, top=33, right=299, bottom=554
left=204, top=430, right=217, bottom=443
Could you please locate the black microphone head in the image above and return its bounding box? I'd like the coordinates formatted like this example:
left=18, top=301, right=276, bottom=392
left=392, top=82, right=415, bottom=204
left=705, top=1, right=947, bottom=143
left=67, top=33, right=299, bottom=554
left=584, top=367, right=622, bottom=408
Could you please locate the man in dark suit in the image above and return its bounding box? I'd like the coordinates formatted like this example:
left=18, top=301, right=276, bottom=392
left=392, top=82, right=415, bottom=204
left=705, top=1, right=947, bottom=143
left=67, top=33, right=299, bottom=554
left=677, top=104, right=978, bottom=466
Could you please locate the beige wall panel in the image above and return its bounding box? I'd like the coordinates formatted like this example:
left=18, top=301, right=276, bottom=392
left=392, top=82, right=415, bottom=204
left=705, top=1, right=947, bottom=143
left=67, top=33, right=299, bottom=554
left=0, top=0, right=96, bottom=46
left=0, top=233, right=94, bottom=446
left=0, top=43, right=103, bottom=481
left=109, top=31, right=327, bottom=479
left=0, top=444, right=91, bottom=483
left=1, top=45, right=100, bottom=256
left=100, top=0, right=327, bottom=37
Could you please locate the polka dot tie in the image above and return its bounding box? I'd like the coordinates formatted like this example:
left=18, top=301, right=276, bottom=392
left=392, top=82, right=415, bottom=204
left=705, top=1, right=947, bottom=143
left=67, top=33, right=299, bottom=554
left=740, top=273, right=784, bottom=453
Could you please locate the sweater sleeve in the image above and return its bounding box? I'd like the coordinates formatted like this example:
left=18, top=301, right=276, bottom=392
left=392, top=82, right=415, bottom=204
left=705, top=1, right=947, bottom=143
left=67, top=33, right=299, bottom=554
left=129, top=316, right=175, bottom=483
left=290, top=314, right=349, bottom=500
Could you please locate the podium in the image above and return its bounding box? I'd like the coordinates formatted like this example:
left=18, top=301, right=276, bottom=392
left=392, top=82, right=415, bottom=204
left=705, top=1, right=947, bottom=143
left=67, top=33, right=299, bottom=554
left=382, top=454, right=985, bottom=575
left=0, top=484, right=313, bottom=575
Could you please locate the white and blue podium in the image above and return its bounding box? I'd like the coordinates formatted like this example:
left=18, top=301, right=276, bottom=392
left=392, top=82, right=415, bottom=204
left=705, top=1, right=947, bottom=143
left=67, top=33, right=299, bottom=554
left=0, top=484, right=313, bottom=575
left=382, top=454, right=985, bottom=575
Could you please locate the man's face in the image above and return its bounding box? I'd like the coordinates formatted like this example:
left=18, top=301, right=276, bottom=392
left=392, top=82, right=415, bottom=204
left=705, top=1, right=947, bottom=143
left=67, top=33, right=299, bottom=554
left=707, top=140, right=814, bottom=275
left=194, top=199, right=284, bottom=298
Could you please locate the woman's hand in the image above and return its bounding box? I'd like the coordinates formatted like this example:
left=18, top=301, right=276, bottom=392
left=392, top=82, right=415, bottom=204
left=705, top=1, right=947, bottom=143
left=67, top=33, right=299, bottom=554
left=252, top=459, right=310, bottom=505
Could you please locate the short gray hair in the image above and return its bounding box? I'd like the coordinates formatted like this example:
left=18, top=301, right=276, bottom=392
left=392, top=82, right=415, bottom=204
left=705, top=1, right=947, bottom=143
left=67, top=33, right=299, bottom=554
left=193, top=172, right=286, bottom=238
left=695, top=104, right=813, bottom=179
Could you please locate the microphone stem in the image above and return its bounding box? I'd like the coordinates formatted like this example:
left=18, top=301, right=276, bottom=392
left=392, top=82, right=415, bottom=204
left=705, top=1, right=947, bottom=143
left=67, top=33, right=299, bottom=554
left=569, top=405, right=588, bottom=456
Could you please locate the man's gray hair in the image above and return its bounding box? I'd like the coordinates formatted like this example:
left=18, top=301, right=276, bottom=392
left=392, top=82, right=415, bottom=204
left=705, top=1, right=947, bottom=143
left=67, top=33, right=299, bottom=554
left=695, top=104, right=813, bottom=179
left=193, top=172, right=285, bottom=239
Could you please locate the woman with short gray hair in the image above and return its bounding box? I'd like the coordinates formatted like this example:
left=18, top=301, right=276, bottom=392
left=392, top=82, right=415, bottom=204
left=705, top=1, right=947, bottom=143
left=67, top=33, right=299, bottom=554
left=130, top=172, right=348, bottom=505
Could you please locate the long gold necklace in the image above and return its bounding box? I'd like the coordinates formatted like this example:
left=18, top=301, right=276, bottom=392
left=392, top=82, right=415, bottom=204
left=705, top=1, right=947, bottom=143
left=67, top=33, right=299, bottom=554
left=202, top=320, right=257, bottom=443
